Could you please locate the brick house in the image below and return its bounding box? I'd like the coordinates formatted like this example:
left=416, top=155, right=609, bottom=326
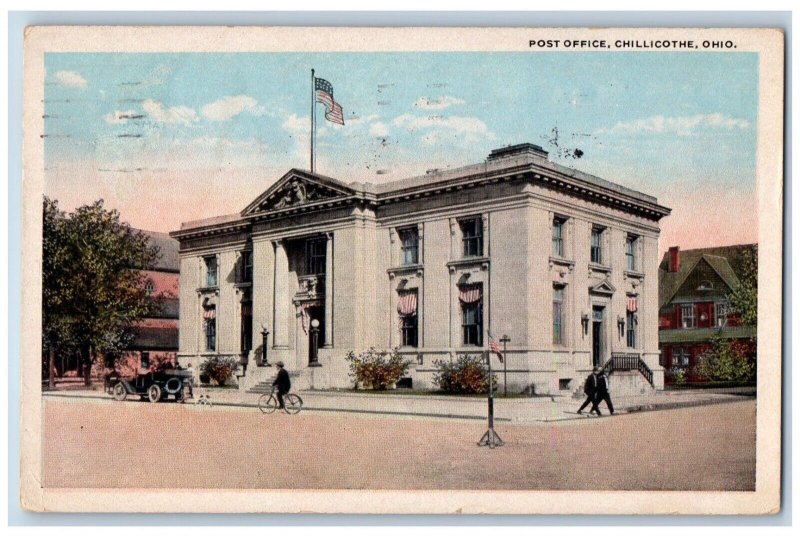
left=658, top=244, right=757, bottom=382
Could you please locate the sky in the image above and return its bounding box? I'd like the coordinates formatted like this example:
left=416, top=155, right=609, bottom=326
left=43, top=51, right=759, bottom=253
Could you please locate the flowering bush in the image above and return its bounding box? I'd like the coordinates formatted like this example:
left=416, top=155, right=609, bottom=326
left=665, top=366, right=687, bottom=386
left=433, top=354, right=497, bottom=394
left=695, top=337, right=755, bottom=383
left=200, top=356, right=239, bottom=386
left=345, top=347, right=412, bottom=390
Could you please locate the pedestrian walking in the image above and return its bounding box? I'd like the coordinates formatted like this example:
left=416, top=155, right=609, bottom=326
left=272, top=361, right=291, bottom=410
left=593, top=367, right=615, bottom=415
left=577, top=367, right=601, bottom=415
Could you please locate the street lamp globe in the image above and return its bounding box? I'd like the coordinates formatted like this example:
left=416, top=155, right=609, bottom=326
left=310, top=319, right=320, bottom=329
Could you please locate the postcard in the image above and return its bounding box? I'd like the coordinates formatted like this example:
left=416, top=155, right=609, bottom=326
left=20, top=26, right=783, bottom=514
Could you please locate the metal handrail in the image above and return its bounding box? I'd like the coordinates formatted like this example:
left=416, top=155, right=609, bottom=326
left=602, top=353, right=653, bottom=386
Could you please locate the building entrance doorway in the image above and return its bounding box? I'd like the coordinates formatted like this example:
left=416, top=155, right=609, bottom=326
left=592, top=306, right=605, bottom=368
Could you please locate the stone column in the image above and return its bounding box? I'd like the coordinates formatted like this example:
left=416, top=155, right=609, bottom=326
left=272, top=240, right=290, bottom=348
left=324, top=232, right=334, bottom=348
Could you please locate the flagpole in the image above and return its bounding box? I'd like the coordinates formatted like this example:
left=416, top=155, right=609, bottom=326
left=310, top=68, right=316, bottom=174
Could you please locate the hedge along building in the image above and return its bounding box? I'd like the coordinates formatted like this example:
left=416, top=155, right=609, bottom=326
left=170, top=143, right=671, bottom=394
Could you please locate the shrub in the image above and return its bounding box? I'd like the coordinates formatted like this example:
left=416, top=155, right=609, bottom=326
left=433, top=354, right=498, bottom=394
left=345, top=347, right=412, bottom=390
left=200, top=356, right=239, bottom=386
left=695, top=337, right=755, bottom=383
left=665, top=367, right=687, bottom=386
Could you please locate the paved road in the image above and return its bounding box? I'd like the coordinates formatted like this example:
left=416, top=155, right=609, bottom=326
left=43, top=398, right=756, bottom=491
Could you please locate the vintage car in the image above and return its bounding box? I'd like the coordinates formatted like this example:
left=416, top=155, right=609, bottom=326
left=105, top=368, right=194, bottom=403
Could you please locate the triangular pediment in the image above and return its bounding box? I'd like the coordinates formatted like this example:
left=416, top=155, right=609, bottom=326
left=590, top=279, right=616, bottom=295
left=241, top=169, right=354, bottom=216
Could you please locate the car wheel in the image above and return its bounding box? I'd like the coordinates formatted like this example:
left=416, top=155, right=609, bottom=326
left=112, top=382, right=127, bottom=401
left=148, top=384, right=162, bottom=403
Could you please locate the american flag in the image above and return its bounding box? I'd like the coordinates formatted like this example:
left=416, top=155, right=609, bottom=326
left=488, top=334, right=504, bottom=363
left=315, top=77, right=344, bottom=125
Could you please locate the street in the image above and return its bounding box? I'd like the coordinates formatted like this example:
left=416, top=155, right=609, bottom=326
left=43, top=398, right=756, bottom=491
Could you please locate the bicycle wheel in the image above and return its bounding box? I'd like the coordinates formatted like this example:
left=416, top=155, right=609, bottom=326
left=284, top=394, right=303, bottom=415
left=258, top=393, right=278, bottom=414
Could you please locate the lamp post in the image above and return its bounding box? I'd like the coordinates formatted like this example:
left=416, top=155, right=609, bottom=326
left=500, top=334, right=511, bottom=397
left=309, top=318, right=321, bottom=366
left=260, top=324, right=270, bottom=366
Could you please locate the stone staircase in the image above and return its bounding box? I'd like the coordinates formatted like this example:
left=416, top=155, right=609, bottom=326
left=571, top=353, right=656, bottom=399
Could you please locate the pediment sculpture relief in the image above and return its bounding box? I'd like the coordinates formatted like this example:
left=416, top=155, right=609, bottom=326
left=271, top=179, right=339, bottom=210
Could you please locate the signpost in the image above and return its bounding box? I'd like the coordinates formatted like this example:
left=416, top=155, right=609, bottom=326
left=500, top=334, right=510, bottom=397
left=477, top=350, right=505, bottom=449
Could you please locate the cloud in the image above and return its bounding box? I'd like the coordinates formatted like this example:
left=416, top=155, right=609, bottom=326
left=392, top=113, right=491, bottom=136
left=369, top=121, right=389, bottom=137
left=55, top=71, right=88, bottom=88
left=201, top=95, right=258, bottom=121
left=104, top=110, right=136, bottom=125
left=282, top=113, right=310, bottom=138
left=600, top=113, right=750, bottom=136
left=413, top=96, right=465, bottom=110
left=142, top=99, right=198, bottom=124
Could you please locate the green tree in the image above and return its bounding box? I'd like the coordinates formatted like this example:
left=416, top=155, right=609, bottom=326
left=42, top=197, right=160, bottom=386
left=694, top=336, right=755, bottom=383
left=728, top=246, right=758, bottom=327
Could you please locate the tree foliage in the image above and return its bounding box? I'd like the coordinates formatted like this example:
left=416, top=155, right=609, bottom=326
left=42, top=197, right=160, bottom=384
left=728, top=246, right=758, bottom=327
left=694, top=336, right=756, bottom=383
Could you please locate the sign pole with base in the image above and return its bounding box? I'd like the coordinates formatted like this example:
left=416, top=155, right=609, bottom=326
left=477, top=349, right=505, bottom=449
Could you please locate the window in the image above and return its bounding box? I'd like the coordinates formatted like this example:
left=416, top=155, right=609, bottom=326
left=590, top=226, right=603, bottom=264
left=204, top=256, right=218, bottom=288
left=140, top=352, right=150, bottom=369
left=460, top=218, right=483, bottom=257
left=552, top=217, right=565, bottom=257
left=697, top=281, right=714, bottom=291
left=626, top=311, right=637, bottom=348
left=673, top=347, right=690, bottom=368
left=716, top=302, right=729, bottom=327
left=305, top=238, right=327, bottom=275
left=401, top=314, right=418, bottom=348
left=681, top=304, right=695, bottom=329
left=241, top=251, right=253, bottom=283
left=462, top=300, right=483, bottom=346
left=399, top=227, right=419, bottom=265
left=553, top=285, right=565, bottom=345
left=241, top=298, right=252, bottom=353
left=144, top=280, right=155, bottom=296
left=625, top=234, right=638, bottom=271
left=205, top=318, right=216, bottom=351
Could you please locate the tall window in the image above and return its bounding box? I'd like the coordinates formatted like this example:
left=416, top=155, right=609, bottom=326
left=305, top=238, right=327, bottom=275
left=681, top=304, right=695, bottom=329
left=462, top=300, right=483, bottom=346
left=401, top=314, right=418, bottom=347
left=241, top=251, right=253, bottom=283
left=399, top=227, right=419, bottom=265
left=553, top=285, right=565, bottom=344
left=626, top=234, right=638, bottom=271
left=140, top=352, right=150, bottom=369
left=590, top=226, right=603, bottom=264
left=205, top=318, right=216, bottom=351
left=716, top=302, right=729, bottom=327
left=552, top=217, right=565, bottom=257
left=241, top=298, right=252, bottom=353
left=673, top=347, right=690, bottom=368
left=626, top=311, right=637, bottom=348
left=204, top=256, right=218, bottom=288
left=460, top=218, right=483, bottom=257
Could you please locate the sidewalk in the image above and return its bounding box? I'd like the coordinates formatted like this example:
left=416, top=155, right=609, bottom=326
left=42, top=385, right=754, bottom=423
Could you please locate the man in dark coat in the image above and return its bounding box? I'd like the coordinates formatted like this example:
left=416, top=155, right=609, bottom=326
left=577, top=367, right=601, bottom=415
left=272, top=361, right=291, bottom=409
left=593, top=368, right=615, bottom=415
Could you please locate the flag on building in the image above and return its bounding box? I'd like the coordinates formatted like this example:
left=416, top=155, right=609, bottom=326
left=488, top=333, right=504, bottom=363
left=315, top=77, right=344, bottom=125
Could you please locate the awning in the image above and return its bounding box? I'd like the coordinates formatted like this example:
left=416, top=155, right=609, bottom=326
left=459, top=284, right=482, bottom=304
left=397, top=290, right=418, bottom=316
left=203, top=307, right=216, bottom=320
left=627, top=296, right=638, bottom=312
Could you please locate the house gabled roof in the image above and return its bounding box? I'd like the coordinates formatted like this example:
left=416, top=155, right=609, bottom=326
left=658, top=244, right=756, bottom=308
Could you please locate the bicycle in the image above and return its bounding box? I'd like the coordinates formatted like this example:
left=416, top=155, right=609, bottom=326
left=258, top=387, right=303, bottom=415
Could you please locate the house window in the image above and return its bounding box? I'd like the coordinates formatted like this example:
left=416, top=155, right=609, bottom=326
left=626, top=234, right=638, bottom=271
left=241, top=251, right=253, bottom=283
left=462, top=300, right=483, bottom=346
left=673, top=347, right=690, bottom=368
left=401, top=314, right=418, bottom=348
left=626, top=311, right=637, bottom=348
left=305, top=238, right=327, bottom=276
left=204, top=256, right=218, bottom=288
left=590, top=226, right=604, bottom=264
left=205, top=318, right=216, bottom=351
left=552, top=217, right=565, bottom=257
left=399, top=227, right=419, bottom=265
left=460, top=218, right=483, bottom=257
left=144, top=280, right=155, bottom=296
left=140, top=352, right=150, bottom=369
left=697, top=281, right=714, bottom=291
left=553, top=285, right=565, bottom=345
left=716, top=302, right=729, bottom=327
left=681, top=304, right=695, bottom=328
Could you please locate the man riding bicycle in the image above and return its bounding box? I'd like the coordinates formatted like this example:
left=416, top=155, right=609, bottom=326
left=273, top=361, right=291, bottom=410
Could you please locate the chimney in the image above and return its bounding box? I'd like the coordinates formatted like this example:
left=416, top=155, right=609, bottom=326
left=487, top=143, right=549, bottom=162
left=668, top=246, right=681, bottom=272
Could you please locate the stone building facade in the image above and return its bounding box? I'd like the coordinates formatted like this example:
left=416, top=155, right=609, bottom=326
left=170, top=143, right=671, bottom=394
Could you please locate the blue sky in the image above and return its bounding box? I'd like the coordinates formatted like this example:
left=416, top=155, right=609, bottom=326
left=43, top=51, right=759, bottom=249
